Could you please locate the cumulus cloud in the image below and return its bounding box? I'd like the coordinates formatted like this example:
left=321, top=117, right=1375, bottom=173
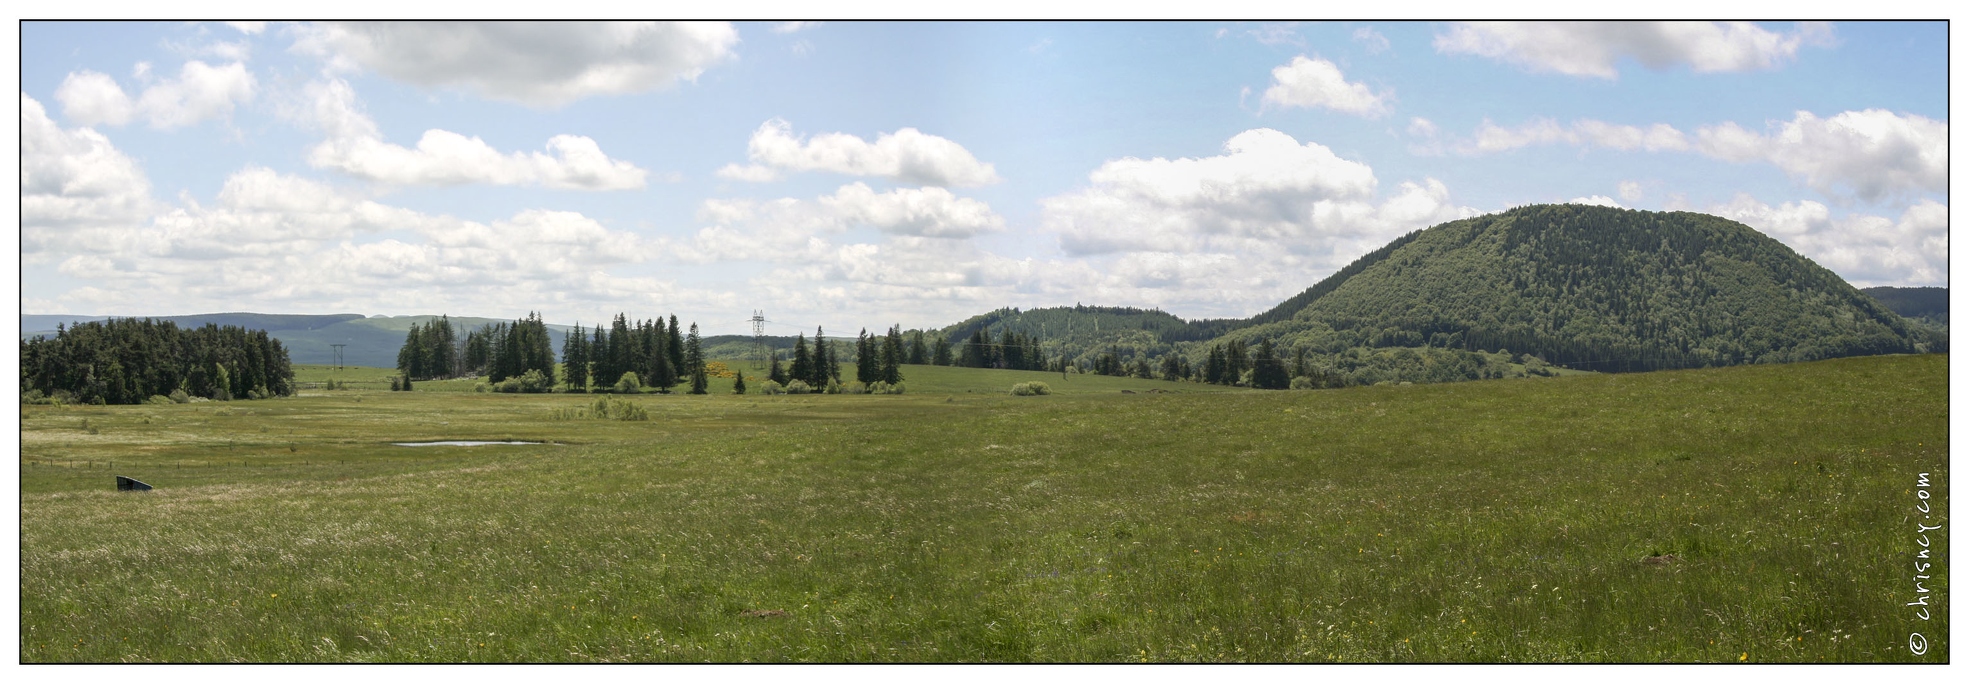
left=1035, top=128, right=1481, bottom=316
left=1435, top=21, right=1834, bottom=78
left=1618, top=181, right=1645, bottom=202
left=291, top=21, right=739, bottom=107
left=54, top=61, right=254, bottom=129
left=1694, top=109, right=1947, bottom=201
left=301, top=79, right=648, bottom=190
left=1706, top=194, right=1946, bottom=286
left=772, top=21, right=821, bottom=34
left=681, top=182, right=1005, bottom=263
left=35, top=164, right=670, bottom=316
left=719, top=119, right=1001, bottom=187
left=21, top=95, right=156, bottom=251
left=1443, top=110, right=1945, bottom=202
left=1261, top=56, right=1391, bottom=117
left=54, top=71, right=135, bottom=127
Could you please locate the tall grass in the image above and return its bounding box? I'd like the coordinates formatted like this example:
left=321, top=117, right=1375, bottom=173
left=18, top=355, right=1947, bottom=662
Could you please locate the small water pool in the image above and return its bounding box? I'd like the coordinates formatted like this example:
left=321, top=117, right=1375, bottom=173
left=393, top=441, right=544, bottom=447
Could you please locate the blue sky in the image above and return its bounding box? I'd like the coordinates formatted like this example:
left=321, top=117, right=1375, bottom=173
left=19, top=20, right=1950, bottom=335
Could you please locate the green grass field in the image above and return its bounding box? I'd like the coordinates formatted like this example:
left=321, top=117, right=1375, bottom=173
left=19, top=355, right=1948, bottom=662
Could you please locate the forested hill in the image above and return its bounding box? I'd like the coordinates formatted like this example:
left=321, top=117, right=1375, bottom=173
left=1862, top=286, right=1948, bottom=324
left=1204, top=204, right=1939, bottom=373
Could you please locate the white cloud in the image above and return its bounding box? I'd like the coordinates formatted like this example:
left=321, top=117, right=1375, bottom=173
left=1353, top=27, right=1391, bottom=54
left=682, top=183, right=1005, bottom=263
left=1694, top=109, right=1947, bottom=201
left=1406, top=117, right=1437, bottom=137
left=772, top=21, right=821, bottom=34
left=301, top=79, right=648, bottom=190
left=1261, top=56, right=1390, bottom=118
left=1435, top=21, right=1834, bottom=78
left=292, top=21, right=739, bottom=107
left=55, top=71, right=135, bottom=127
left=1444, top=110, right=1944, bottom=202
left=1617, top=181, right=1645, bottom=202
left=820, top=183, right=1005, bottom=238
left=134, top=60, right=256, bottom=129
left=34, top=164, right=670, bottom=316
left=225, top=21, right=267, bottom=35
left=1707, top=194, right=1946, bottom=286
left=21, top=95, right=156, bottom=251
left=726, top=119, right=1002, bottom=187
left=1032, top=129, right=1482, bottom=316
left=1247, top=22, right=1304, bottom=47
left=55, top=61, right=255, bottom=129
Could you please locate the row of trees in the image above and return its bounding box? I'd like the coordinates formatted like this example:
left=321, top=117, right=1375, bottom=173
left=398, top=314, right=559, bottom=384
left=563, top=314, right=688, bottom=393
left=767, top=328, right=841, bottom=389
left=854, top=326, right=907, bottom=385
left=20, top=318, right=295, bottom=404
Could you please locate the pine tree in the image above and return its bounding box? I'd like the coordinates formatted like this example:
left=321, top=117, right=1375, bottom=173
left=790, top=334, right=812, bottom=386
left=811, top=327, right=832, bottom=386
left=666, top=314, right=685, bottom=382
left=906, top=330, right=928, bottom=365
left=686, top=322, right=707, bottom=394
left=856, top=329, right=878, bottom=384
left=933, top=337, right=953, bottom=366
left=881, top=324, right=904, bottom=384
left=1251, top=338, right=1289, bottom=389
left=768, top=352, right=788, bottom=385
left=564, top=323, right=589, bottom=392
left=732, top=370, right=746, bottom=394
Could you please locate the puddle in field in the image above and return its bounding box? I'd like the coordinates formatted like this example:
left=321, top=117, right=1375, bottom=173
left=393, top=441, right=543, bottom=447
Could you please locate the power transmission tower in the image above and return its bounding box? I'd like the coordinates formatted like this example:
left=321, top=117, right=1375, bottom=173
left=330, top=344, right=346, bottom=370
left=750, top=310, right=768, bottom=369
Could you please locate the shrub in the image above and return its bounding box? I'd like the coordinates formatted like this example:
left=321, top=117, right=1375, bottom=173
left=497, top=378, right=522, bottom=393
left=144, top=394, right=175, bottom=405
left=475, top=382, right=489, bottom=393
left=517, top=369, right=552, bottom=393
left=786, top=380, right=812, bottom=395
left=390, top=376, right=403, bottom=392
left=1011, top=381, right=1051, bottom=396
left=824, top=379, right=843, bottom=394
left=548, top=407, right=586, bottom=420
left=867, top=381, right=905, bottom=395
left=846, top=382, right=869, bottom=394
left=591, top=396, right=649, bottom=421
left=1289, top=376, right=1315, bottom=390
left=614, top=372, right=643, bottom=394
left=21, top=389, right=47, bottom=405
left=760, top=380, right=785, bottom=395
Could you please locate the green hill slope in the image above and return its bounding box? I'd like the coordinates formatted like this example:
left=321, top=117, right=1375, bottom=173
left=1209, top=204, right=1936, bottom=373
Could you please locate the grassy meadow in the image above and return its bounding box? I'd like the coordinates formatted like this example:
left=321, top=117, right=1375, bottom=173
left=18, top=355, right=1948, bottom=662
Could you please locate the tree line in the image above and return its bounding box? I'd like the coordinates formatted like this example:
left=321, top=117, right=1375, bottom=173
left=21, top=318, right=294, bottom=404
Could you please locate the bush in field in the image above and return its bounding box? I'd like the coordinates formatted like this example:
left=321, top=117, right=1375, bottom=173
left=867, top=381, right=905, bottom=395
left=516, top=369, right=552, bottom=393
left=824, top=379, right=843, bottom=394
left=1011, top=381, right=1051, bottom=396
left=1290, top=376, right=1316, bottom=390
left=475, top=382, right=489, bottom=393
left=786, top=380, right=812, bottom=395
left=497, top=378, right=522, bottom=393
left=614, top=372, right=643, bottom=394
left=144, top=395, right=175, bottom=405
left=591, top=396, right=649, bottom=421
left=761, top=380, right=785, bottom=395
left=846, top=382, right=869, bottom=394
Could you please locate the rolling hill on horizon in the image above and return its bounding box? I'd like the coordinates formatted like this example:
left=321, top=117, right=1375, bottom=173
left=21, top=206, right=1945, bottom=379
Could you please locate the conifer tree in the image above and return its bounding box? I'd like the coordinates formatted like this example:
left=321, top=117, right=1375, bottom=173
left=855, top=329, right=877, bottom=383
left=686, top=322, right=707, bottom=394
left=564, top=323, right=589, bottom=392
left=790, top=334, right=812, bottom=386
left=1251, top=338, right=1289, bottom=389
left=906, top=330, right=928, bottom=365
left=933, top=337, right=953, bottom=366
left=666, top=314, right=685, bottom=382
left=732, top=370, right=746, bottom=394
left=768, top=352, right=788, bottom=385
left=881, top=324, right=904, bottom=384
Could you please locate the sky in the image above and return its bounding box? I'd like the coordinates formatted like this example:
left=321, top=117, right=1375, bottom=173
left=17, top=20, right=1951, bottom=336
